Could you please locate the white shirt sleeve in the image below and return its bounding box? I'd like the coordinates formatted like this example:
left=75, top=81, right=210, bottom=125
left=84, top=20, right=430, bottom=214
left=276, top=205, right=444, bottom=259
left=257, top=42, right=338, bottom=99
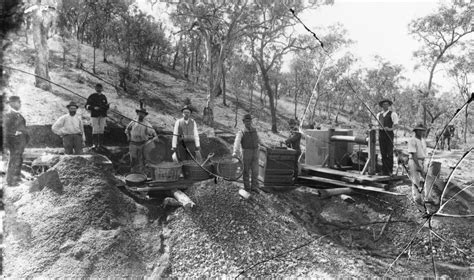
left=80, top=118, right=85, bottom=139
left=146, top=121, right=157, bottom=138
left=193, top=120, right=200, bottom=147
left=407, top=138, right=417, bottom=154
left=391, top=112, right=399, bottom=125
left=374, top=112, right=381, bottom=127
left=233, top=130, right=243, bottom=155
left=172, top=120, right=179, bottom=149
left=51, top=115, right=65, bottom=136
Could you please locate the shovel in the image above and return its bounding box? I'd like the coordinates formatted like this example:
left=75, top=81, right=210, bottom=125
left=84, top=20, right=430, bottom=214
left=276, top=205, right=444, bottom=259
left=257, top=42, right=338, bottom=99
left=201, top=153, right=215, bottom=165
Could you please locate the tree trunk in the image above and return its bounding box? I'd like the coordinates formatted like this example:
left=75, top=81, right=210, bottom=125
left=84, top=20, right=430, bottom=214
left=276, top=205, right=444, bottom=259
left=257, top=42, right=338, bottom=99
left=32, top=9, right=52, bottom=91
left=249, top=77, right=254, bottom=113
left=464, top=104, right=468, bottom=143
left=222, top=63, right=227, bottom=106
left=234, top=94, right=239, bottom=128
left=103, top=36, right=108, bottom=62
left=261, top=69, right=278, bottom=133
left=93, top=45, right=96, bottom=73
left=75, top=35, right=82, bottom=68
left=172, top=38, right=180, bottom=70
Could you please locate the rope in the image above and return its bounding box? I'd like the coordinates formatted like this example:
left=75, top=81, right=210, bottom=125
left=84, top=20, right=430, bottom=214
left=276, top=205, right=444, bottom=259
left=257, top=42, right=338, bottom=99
left=1, top=64, right=156, bottom=130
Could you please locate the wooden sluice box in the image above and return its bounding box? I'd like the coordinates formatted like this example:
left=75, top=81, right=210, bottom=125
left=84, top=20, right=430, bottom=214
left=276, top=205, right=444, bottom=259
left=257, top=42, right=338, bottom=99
left=258, top=146, right=298, bottom=186
left=299, top=128, right=408, bottom=195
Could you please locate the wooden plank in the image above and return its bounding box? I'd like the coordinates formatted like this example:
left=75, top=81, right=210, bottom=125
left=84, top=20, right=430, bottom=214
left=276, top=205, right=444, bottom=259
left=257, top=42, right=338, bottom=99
left=301, top=164, right=392, bottom=182
left=127, top=185, right=187, bottom=192
left=298, top=176, right=405, bottom=196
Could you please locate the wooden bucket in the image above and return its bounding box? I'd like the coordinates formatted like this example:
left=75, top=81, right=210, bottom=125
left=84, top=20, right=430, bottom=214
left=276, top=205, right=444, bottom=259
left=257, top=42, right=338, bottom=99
left=181, top=160, right=213, bottom=180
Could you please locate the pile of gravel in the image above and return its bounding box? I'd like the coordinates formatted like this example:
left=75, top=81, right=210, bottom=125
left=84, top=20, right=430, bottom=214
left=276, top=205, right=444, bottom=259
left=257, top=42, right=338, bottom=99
left=3, top=155, right=166, bottom=278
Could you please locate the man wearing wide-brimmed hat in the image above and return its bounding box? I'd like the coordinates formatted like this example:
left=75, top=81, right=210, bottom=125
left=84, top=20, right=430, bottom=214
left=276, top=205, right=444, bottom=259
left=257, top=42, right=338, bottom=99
left=4, top=96, right=29, bottom=186
left=172, top=105, right=201, bottom=161
left=232, top=114, right=263, bottom=192
left=408, top=123, right=428, bottom=204
left=125, top=107, right=157, bottom=173
left=52, top=101, right=86, bottom=155
left=376, top=99, right=399, bottom=176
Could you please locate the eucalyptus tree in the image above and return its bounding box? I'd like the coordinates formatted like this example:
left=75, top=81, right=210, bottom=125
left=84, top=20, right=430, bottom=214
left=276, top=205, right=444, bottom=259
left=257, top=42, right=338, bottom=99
left=409, top=0, right=473, bottom=126
left=247, top=1, right=323, bottom=133
left=170, top=1, right=254, bottom=126
left=447, top=54, right=474, bottom=143
left=25, top=0, right=57, bottom=90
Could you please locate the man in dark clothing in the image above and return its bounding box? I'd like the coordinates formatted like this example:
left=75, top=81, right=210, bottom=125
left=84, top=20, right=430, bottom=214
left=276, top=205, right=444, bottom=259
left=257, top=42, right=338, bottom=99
left=3, top=96, right=29, bottom=186
left=171, top=105, right=201, bottom=161
left=232, top=114, right=262, bottom=192
left=85, top=83, right=109, bottom=149
left=284, top=119, right=302, bottom=178
left=376, top=99, right=399, bottom=176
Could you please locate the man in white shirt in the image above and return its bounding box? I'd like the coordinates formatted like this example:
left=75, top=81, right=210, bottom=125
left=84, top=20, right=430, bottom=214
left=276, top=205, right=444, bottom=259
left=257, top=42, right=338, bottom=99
left=172, top=105, right=200, bottom=161
left=407, top=123, right=427, bottom=204
left=52, top=101, right=85, bottom=155
left=125, top=108, right=157, bottom=173
left=376, top=99, right=399, bottom=176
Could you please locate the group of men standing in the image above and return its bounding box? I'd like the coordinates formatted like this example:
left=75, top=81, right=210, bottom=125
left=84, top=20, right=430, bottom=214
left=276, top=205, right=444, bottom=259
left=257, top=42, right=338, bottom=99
left=375, top=98, right=429, bottom=204
left=3, top=87, right=429, bottom=205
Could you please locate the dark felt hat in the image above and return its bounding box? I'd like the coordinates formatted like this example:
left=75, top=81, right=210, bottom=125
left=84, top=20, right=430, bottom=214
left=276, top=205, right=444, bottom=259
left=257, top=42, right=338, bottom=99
left=7, top=96, right=20, bottom=103
left=66, top=101, right=78, bottom=108
left=378, top=99, right=393, bottom=107
left=136, top=108, right=148, bottom=115
left=181, top=105, right=193, bottom=112
left=242, top=114, right=252, bottom=121
left=413, top=123, right=427, bottom=131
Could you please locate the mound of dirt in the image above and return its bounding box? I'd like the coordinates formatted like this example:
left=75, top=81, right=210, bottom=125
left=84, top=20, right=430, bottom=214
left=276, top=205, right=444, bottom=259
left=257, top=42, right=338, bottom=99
left=3, top=155, right=166, bottom=278
left=163, top=181, right=473, bottom=278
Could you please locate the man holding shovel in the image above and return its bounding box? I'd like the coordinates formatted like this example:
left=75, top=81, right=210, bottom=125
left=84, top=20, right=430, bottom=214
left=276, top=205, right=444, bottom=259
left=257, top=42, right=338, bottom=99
left=172, top=105, right=202, bottom=162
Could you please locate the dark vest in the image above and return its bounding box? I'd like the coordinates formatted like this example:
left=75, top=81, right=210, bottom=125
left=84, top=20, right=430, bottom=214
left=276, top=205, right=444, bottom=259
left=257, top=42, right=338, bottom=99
left=378, top=111, right=393, bottom=129
left=241, top=127, right=259, bottom=149
left=178, top=119, right=195, bottom=142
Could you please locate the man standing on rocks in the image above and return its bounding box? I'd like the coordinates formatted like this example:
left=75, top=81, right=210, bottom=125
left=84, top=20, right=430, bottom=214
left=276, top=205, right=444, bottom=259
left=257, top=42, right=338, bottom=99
left=125, top=107, right=156, bottom=173
left=232, top=114, right=263, bottom=192
left=408, top=123, right=428, bottom=204
left=3, top=96, right=29, bottom=186
left=52, top=101, right=86, bottom=155
left=172, top=105, right=201, bottom=162
left=85, top=83, right=109, bottom=149
left=376, top=99, right=399, bottom=176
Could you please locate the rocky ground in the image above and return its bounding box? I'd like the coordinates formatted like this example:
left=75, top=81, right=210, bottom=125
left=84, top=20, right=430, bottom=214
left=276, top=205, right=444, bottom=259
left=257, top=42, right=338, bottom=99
left=2, top=150, right=472, bottom=278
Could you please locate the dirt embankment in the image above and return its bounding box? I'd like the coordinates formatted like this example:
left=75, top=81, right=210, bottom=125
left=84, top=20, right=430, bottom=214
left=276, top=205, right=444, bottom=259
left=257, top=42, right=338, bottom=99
left=3, top=155, right=168, bottom=278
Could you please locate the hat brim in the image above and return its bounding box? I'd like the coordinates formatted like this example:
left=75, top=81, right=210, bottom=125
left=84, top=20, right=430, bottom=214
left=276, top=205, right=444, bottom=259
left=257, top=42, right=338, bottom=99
left=181, top=108, right=192, bottom=112
left=379, top=100, right=393, bottom=106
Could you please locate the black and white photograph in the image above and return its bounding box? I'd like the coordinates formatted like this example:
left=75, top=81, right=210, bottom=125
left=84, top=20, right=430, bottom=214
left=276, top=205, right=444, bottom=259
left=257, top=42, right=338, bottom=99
left=0, top=0, right=473, bottom=278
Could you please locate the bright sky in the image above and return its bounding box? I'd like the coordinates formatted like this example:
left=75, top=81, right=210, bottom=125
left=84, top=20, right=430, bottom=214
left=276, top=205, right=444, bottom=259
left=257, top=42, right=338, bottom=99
left=296, top=0, right=473, bottom=92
